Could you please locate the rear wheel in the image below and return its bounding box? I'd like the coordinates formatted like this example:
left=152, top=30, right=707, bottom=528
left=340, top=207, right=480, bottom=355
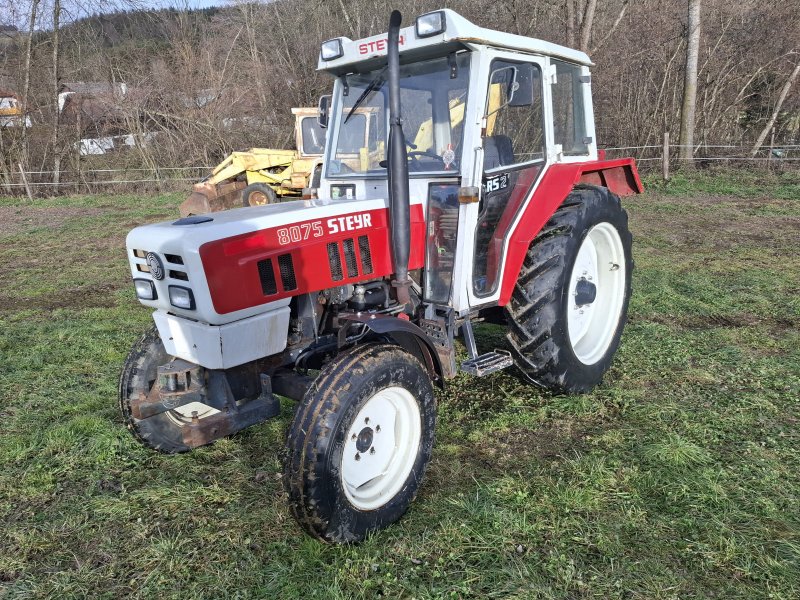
left=242, top=182, right=277, bottom=207
left=506, top=185, right=633, bottom=393
left=283, top=344, right=436, bottom=543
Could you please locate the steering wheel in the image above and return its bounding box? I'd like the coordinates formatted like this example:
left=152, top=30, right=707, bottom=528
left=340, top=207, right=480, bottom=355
left=408, top=150, right=450, bottom=171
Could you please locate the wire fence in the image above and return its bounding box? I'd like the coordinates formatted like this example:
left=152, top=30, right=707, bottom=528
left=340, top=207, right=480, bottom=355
left=1, top=143, right=798, bottom=197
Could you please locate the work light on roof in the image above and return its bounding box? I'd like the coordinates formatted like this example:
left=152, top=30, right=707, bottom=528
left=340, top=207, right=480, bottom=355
left=415, top=11, right=446, bottom=38
left=320, top=38, right=344, bottom=61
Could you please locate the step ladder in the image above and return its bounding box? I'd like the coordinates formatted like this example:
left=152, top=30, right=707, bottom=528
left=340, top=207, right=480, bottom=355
left=459, top=318, right=514, bottom=377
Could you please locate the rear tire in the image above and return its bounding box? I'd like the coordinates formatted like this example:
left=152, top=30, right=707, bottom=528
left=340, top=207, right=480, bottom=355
left=242, top=182, right=277, bottom=207
left=283, top=344, right=436, bottom=543
left=505, top=185, right=633, bottom=394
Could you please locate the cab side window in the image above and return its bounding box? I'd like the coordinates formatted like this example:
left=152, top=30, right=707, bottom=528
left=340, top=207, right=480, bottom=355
left=551, top=60, right=590, bottom=156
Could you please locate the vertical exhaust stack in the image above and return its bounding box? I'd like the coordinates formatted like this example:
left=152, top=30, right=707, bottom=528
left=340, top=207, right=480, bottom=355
left=386, top=10, right=412, bottom=308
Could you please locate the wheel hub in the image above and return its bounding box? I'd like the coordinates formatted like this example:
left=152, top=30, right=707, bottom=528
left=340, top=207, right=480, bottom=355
left=574, top=278, right=597, bottom=306
left=355, top=426, right=374, bottom=453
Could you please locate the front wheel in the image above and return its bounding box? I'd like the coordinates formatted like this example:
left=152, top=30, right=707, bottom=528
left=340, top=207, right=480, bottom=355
left=283, top=344, right=437, bottom=543
left=242, top=182, right=277, bottom=207
left=506, top=185, right=633, bottom=394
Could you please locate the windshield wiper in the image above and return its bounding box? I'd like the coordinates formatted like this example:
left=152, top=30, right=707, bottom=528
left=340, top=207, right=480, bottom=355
left=344, top=68, right=387, bottom=124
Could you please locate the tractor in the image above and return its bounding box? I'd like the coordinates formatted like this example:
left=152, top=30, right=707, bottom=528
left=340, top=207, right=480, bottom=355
left=120, top=9, right=642, bottom=543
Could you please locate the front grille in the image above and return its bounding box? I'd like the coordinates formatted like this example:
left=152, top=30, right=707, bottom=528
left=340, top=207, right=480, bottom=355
left=277, top=253, right=297, bottom=291
left=358, top=235, right=373, bottom=274
left=342, top=238, right=358, bottom=278
left=327, top=242, right=343, bottom=281
left=257, top=258, right=277, bottom=296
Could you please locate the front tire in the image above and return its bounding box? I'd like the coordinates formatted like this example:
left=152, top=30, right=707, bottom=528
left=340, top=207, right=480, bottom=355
left=506, top=185, right=633, bottom=394
left=242, top=182, right=277, bottom=207
left=283, top=344, right=437, bottom=543
left=119, top=326, right=194, bottom=453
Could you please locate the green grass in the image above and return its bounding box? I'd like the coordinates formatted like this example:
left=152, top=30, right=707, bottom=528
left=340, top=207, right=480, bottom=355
left=1, top=175, right=799, bottom=598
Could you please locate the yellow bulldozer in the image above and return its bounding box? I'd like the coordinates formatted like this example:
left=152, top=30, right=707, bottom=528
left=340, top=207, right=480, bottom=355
left=180, top=98, right=469, bottom=217
left=180, top=108, right=327, bottom=216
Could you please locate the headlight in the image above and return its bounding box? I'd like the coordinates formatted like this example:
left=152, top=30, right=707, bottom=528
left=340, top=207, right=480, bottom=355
left=134, top=278, right=156, bottom=301
left=320, top=38, right=344, bottom=61
left=168, top=285, right=195, bottom=310
left=415, top=11, right=446, bottom=38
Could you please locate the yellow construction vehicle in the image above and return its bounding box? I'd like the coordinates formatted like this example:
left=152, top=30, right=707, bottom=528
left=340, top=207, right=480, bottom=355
left=180, top=99, right=469, bottom=216
left=180, top=108, right=327, bottom=216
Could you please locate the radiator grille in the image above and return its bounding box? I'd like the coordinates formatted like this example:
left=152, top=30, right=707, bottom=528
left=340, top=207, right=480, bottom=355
left=327, top=242, right=343, bottom=281
left=358, top=235, right=373, bottom=275
left=342, top=238, right=358, bottom=278
left=277, top=253, right=297, bottom=291
left=257, top=258, right=278, bottom=296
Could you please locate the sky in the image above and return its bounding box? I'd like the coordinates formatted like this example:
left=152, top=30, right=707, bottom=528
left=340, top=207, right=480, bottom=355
left=1, top=0, right=232, bottom=30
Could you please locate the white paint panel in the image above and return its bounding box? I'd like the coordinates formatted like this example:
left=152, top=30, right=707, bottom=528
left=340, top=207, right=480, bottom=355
left=152, top=307, right=290, bottom=369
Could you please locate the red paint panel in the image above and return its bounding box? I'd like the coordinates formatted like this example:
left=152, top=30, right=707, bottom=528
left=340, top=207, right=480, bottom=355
left=497, top=158, right=642, bottom=306
left=201, top=204, right=426, bottom=315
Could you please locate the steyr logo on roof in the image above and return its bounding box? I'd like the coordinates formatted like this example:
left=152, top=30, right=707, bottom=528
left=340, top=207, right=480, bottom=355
left=358, top=36, right=405, bottom=55
left=146, top=252, right=164, bottom=280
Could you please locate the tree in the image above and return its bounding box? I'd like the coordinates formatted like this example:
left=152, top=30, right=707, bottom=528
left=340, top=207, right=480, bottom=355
left=679, top=0, right=701, bottom=165
left=750, top=59, right=800, bottom=157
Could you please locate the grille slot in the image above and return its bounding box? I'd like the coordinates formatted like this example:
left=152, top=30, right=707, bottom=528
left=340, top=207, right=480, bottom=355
left=169, top=270, right=189, bottom=281
left=277, top=253, right=297, bottom=291
left=327, top=242, right=343, bottom=281
left=358, top=235, right=373, bottom=275
left=342, top=238, right=358, bottom=278
left=164, top=253, right=184, bottom=265
left=257, top=258, right=278, bottom=296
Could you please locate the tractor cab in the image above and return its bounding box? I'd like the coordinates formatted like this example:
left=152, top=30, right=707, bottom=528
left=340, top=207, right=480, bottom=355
left=315, top=9, right=604, bottom=314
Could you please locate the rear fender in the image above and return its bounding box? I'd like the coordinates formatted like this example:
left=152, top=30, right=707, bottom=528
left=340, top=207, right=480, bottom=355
left=337, top=313, right=444, bottom=386
left=497, top=158, right=642, bottom=306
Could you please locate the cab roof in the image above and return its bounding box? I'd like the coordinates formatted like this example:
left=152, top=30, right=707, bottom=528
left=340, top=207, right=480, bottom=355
left=317, top=9, right=593, bottom=74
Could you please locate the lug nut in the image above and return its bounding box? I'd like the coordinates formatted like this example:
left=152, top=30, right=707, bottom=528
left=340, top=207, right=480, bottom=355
left=375, top=425, right=381, bottom=432
left=355, top=453, right=361, bottom=461
left=351, top=433, right=357, bottom=440
left=370, top=448, right=375, bottom=455
left=365, top=417, right=370, bottom=424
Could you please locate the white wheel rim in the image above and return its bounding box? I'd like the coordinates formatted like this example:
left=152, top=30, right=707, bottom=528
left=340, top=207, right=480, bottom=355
left=341, top=386, right=421, bottom=511
left=567, top=222, right=626, bottom=365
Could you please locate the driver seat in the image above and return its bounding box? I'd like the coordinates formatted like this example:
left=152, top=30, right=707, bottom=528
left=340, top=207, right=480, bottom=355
left=483, top=135, right=514, bottom=170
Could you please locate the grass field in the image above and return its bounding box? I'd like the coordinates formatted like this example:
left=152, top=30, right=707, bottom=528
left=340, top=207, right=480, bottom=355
left=1, top=169, right=799, bottom=598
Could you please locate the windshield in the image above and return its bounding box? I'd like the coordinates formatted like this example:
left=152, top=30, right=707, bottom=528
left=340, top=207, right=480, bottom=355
left=328, top=53, right=471, bottom=177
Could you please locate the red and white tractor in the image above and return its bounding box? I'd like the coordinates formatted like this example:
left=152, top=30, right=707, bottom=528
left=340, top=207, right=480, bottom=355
left=120, top=9, right=642, bottom=542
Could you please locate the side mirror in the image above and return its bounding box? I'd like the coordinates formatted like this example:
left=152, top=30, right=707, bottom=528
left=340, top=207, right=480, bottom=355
left=508, top=63, right=535, bottom=107
left=317, top=94, right=332, bottom=129
left=485, top=66, right=518, bottom=118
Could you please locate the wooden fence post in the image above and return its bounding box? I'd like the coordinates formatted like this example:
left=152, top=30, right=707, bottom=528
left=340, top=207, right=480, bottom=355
left=662, top=131, right=670, bottom=182
left=18, top=163, right=34, bottom=201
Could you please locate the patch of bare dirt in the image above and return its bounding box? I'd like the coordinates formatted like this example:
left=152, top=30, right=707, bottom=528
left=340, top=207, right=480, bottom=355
left=0, top=283, right=121, bottom=312
left=636, top=312, right=797, bottom=332
left=459, top=421, right=587, bottom=475
left=632, top=193, right=800, bottom=252
left=0, top=206, right=108, bottom=237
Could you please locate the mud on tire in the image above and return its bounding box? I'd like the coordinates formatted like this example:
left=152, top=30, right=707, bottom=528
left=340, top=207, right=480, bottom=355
left=283, top=344, right=437, bottom=543
left=505, top=185, right=633, bottom=394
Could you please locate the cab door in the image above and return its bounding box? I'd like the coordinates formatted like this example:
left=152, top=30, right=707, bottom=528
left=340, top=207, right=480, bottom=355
left=459, top=52, right=549, bottom=308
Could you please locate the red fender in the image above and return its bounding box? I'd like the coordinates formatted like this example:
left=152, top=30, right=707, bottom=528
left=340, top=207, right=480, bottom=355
left=497, top=157, right=642, bottom=306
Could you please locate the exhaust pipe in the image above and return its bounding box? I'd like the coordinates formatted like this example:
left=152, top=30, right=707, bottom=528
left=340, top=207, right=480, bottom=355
left=386, top=10, right=412, bottom=308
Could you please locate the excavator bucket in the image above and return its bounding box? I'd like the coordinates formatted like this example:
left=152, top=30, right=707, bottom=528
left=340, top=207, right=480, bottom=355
left=179, top=180, right=247, bottom=217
